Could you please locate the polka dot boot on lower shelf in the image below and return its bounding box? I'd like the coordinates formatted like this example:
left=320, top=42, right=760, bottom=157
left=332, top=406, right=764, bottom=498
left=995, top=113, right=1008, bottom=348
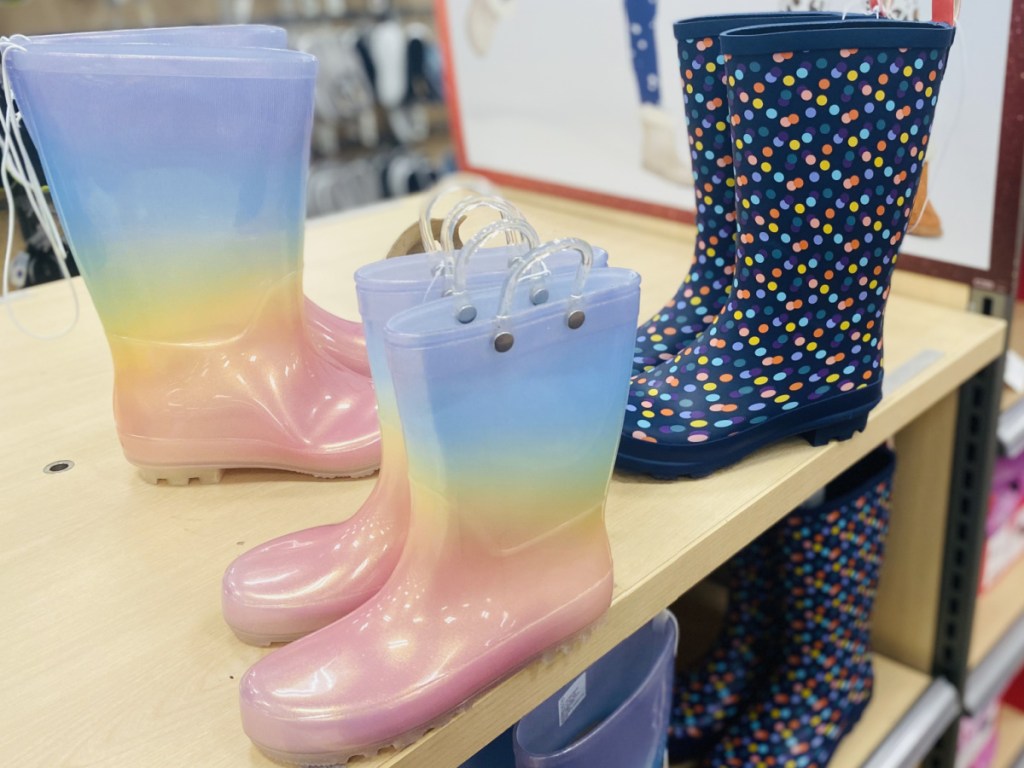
left=668, top=524, right=782, bottom=763
left=633, top=12, right=844, bottom=375
left=704, top=445, right=895, bottom=767
left=618, top=18, right=955, bottom=478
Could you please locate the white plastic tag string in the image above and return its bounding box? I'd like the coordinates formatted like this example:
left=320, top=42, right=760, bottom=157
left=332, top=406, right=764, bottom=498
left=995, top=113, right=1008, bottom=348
left=0, top=36, right=79, bottom=339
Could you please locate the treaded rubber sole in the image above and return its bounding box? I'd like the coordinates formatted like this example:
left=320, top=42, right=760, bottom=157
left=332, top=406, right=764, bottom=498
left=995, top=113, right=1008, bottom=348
left=248, top=622, right=602, bottom=767
left=136, top=463, right=380, bottom=486
left=616, top=384, right=882, bottom=479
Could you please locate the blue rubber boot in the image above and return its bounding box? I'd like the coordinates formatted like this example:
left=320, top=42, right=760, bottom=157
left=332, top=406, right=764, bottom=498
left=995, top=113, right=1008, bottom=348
left=633, top=12, right=844, bottom=375
left=618, top=18, right=955, bottom=478
left=513, top=611, right=678, bottom=768
left=668, top=525, right=782, bottom=762
left=705, top=446, right=895, bottom=767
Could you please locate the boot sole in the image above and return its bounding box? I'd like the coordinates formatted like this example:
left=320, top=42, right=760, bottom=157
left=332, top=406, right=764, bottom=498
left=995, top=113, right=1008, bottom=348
left=616, top=383, right=882, bottom=479
left=247, top=622, right=601, bottom=766
left=136, top=463, right=380, bottom=486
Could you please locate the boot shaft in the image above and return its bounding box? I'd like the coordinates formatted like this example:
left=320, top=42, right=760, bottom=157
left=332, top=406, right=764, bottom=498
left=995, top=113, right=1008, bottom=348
left=717, top=20, right=954, bottom=388
left=355, top=244, right=610, bottom=467
left=674, top=13, right=844, bottom=273
left=30, top=24, right=287, bottom=47
left=9, top=43, right=316, bottom=341
left=781, top=447, right=895, bottom=658
left=385, top=266, right=639, bottom=549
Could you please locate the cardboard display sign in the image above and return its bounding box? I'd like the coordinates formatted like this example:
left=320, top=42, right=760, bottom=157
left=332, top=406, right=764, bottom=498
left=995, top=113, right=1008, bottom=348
left=438, top=0, right=1024, bottom=292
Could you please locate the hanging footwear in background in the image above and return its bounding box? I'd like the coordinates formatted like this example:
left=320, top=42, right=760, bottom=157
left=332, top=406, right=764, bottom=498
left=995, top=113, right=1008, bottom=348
left=618, top=18, right=955, bottom=479
left=238, top=239, right=639, bottom=765
left=7, top=41, right=381, bottom=483
left=668, top=526, right=782, bottom=763
left=632, top=12, right=844, bottom=374
left=466, top=0, right=514, bottom=57
left=514, top=611, right=679, bottom=768
left=706, top=446, right=896, bottom=767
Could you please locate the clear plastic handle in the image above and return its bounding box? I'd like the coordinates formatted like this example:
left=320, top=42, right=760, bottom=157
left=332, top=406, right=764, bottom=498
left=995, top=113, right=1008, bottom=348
left=492, top=238, right=593, bottom=353
left=418, top=173, right=495, bottom=253
left=449, top=217, right=540, bottom=324
left=439, top=195, right=525, bottom=254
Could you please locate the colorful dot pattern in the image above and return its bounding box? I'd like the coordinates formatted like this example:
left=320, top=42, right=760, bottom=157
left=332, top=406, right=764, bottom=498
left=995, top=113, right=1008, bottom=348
left=624, top=38, right=950, bottom=449
left=633, top=30, right=737, bottom=373
left=668, top=525, right=781, bottom=762
left=705, top=450, right=894, bottom=767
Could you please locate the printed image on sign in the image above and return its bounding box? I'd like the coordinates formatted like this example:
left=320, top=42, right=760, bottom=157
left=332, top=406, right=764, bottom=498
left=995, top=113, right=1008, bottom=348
left=440, top=0, right=1021, bottom=288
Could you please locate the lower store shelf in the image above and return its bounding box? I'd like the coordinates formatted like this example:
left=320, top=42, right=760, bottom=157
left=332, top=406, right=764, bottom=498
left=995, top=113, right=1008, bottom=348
left=995, top=705, right=1024, bottom=768
left=665, top=656, right=956, bottom=768
left=0, top=195, right=1006, bottom=766
left=967, top=557, right=1024, bottom=714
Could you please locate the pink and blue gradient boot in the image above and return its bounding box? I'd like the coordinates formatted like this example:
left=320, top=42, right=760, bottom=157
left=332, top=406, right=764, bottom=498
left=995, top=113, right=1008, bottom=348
left=618, top=18, right=955, bottom=478
left=632, top=12, right=843, bottom=374
left=513, top=611, right=678, bottom=768
left=7, top=42, right=381, bottom=483
left=705, top=445, right=895, bottom=767
left=23, top=24, right=371, bottom=377
left=222, top=216, right=611, bottom=645
left=238, top=240, right=640, bottom=765
left=668, top=526, right=782, bottom=762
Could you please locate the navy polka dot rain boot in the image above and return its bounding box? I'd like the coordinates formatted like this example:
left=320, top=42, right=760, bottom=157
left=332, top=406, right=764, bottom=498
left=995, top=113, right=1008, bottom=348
left=704, top=445, right=895, bottom=767
left=668, top=525, right=782, bottom=763
left=618, top=18, right=954, bottom=478
left=633, top=12, right=844, bottom=375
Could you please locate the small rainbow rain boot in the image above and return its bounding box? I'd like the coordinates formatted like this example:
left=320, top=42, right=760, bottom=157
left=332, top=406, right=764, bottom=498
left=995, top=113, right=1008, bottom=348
left=239, top=240, right=640, bottom=765
left=7, top=42, right=381, bottom=483
left=705, top=446, right=895, bottom=767
left=618, top=18, right=955, bottom=478
left=668, top=526, right=781, bottom=762
left=222, top=213, right=611, bottom=645
left=632, top=12, right=843, bottom=374
left=25, top=24, right=371, bottom=376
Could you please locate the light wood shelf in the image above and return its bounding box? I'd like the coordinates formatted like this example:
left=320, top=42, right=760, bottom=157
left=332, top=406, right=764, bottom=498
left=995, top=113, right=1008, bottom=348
left=1001, top=300, right=1024, bottom=414
left=995, top=705, right=1024, bottom=768
left=0, top=193, right=1005, bottom=766
left=666, top=655, right=936, bottom=768
left=832, top=655, right=935, bottom=768
left=970, top=556, right=1024, bottom=671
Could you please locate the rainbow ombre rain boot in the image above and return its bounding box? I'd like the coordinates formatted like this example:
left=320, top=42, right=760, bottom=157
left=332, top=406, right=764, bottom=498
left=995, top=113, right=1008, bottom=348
left=222, top=213, right=612, bottom=645
left=513, top=611, right=678, bottom=768
left=706, top=446, right=895, bottom=767
left=7, top=42, right=381, bottom=483
left=238, top=240, right=640, bottom=765
left=618, top=18, right=955, bottom=478
left=632, top=12, right=844, bottom=374
left=668, top=527, right=781, bottom=762
left=25, top=24, right=371, bottom=377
